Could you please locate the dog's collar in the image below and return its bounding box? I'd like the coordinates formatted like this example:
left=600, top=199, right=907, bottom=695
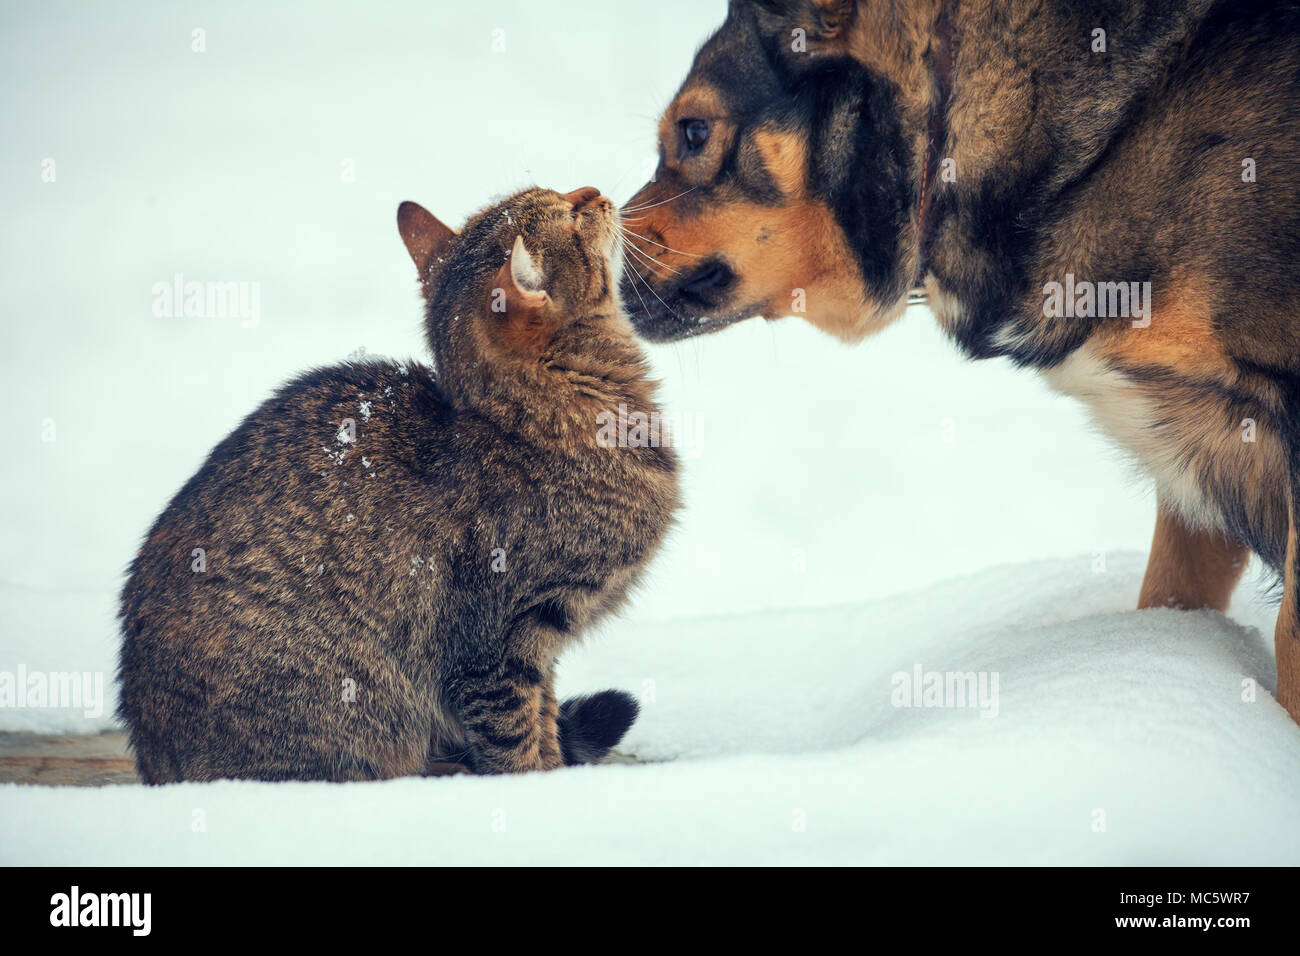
left=912, top=1, right=958, bottom=294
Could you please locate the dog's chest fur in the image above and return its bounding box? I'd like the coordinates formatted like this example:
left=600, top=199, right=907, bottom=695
left=1042, top=346, right=1219, bottom=525
left=1041, top=342, right=1289, bottom=570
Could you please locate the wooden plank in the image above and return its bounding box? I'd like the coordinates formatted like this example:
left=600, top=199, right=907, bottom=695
left=0, top=733, right=646, bottom=786
left=0, top=733, right=139, bottom=787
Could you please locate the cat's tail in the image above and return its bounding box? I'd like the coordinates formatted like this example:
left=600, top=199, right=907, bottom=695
left=558, top=689, right=640, bottom=765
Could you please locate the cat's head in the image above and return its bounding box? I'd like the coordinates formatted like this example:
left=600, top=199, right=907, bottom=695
left=397, top=187, right=624, bottom=384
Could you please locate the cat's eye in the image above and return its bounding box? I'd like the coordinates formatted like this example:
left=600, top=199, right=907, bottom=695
left=679, top=118, right=710, bottom=157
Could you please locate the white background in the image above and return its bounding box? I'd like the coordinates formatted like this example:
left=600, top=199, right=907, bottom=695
left=2, top=0, right=1295, bottom=865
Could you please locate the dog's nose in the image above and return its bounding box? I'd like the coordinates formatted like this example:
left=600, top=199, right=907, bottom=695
left=564, top=186, right=604, bottom=209
left=680, top=261, right=733, bottom=298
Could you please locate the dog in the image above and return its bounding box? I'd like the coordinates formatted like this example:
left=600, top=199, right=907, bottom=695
left=619, top=0, right=1300, bottom=723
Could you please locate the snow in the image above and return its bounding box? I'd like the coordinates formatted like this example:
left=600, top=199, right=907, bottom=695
left=1, top=0, right=1296, bottom=864
left=4, top=556, right=1299, bottom=865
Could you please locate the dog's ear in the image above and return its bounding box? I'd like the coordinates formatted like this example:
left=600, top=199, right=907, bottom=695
left=747, top=0, right=857, bottom=57
left=810, top=0, right=856, bottom=39
left=397, top=201, right=457, bottom=276
left=487, top=235, right=555, bottom=350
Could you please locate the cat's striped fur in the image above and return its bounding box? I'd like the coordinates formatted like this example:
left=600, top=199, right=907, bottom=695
left=118, top=186, right=677, bottom=781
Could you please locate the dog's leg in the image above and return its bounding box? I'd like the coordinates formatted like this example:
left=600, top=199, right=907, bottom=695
left=1138, top=502, right=1249, bottom=612
left=1276, top=518, right=1299, bottom=723
left=1277, top=434, right=1300, bottom=723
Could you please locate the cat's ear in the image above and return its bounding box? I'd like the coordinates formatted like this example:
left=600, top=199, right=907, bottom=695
left=508, top=235, right=547, bottom=296
left=397, top=201, right=457, bottom=276
left=494, top=234, right=549, bottom=313
left=489, top=236, right=554, bottom=349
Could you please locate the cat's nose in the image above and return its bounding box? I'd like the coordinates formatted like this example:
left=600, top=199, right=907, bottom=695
left=564, top=186, right=604, bottom=209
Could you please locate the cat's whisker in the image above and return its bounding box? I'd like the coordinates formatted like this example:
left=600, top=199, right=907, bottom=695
left=621, top=252, right=658, bottom=318
left=620, top=233, right=684, bottom=277
left=624, top=252, right=658, bottom=290
left=623, top=246, right=671, bottom=282
left=619, top=185, right=698, bottom=214
left=622, top=248, right=683, bottom=320
left=626, top=258, right=681, bottom=322
left=619, top=226, right=705, bottom=260
left=620, top=232, right=683, bottom=278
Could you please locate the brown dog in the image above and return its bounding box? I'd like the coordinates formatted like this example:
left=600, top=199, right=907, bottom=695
left=620, top=0, right=1300, bottom=723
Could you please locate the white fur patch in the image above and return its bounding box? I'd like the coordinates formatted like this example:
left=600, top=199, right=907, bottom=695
left=924, top=278, right=969, bottom=340
left=1041, top=346, right=1221, bottom=531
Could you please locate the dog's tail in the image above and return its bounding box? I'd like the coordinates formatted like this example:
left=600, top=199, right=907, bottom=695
left=558, top=689, right=640, bottom=765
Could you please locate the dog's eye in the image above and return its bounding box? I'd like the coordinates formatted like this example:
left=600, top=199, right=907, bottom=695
left=680, top=118, right=710, bottom=156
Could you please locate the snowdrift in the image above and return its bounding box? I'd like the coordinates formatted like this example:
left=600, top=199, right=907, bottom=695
left=4, top=555, right=1297, bottom=866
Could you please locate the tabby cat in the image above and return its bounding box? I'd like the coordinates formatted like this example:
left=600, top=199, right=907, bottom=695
left=118, top=185, right=679, bottom=782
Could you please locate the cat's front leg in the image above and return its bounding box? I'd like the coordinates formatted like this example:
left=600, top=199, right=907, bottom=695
left=450, top=654, right=563, bottom=774
left=537, top=674, right=563, bottom=768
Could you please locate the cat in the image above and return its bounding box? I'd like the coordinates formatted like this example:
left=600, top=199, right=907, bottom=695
left=117, top=185, right=680, bottom=782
